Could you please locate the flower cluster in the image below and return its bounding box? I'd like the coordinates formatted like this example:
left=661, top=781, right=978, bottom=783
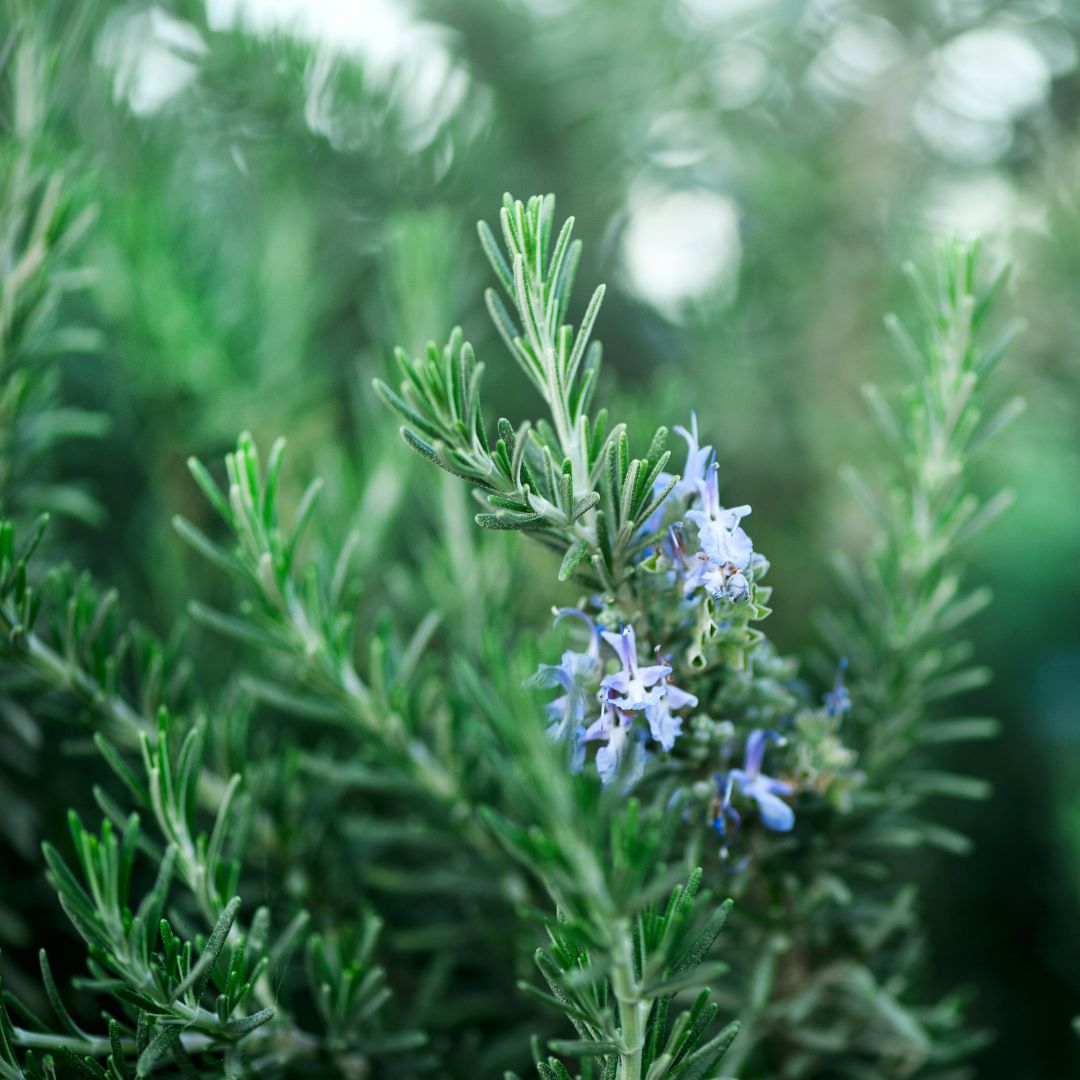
left=530, top=615, right=697, bottom=786
left=530, top=413, right=809, bottom=857
left=526, top=609, right=601, bottom=773
left=650, top=416, right=759, bottom=606
left=684, top=468, right=754, bottom=603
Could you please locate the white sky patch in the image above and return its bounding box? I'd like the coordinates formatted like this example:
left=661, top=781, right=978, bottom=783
left=206, top=0, right=471, bottom=150
left=711, top=42, right=771, bottom=110
left=645, top=111, right=712, bottom=169
left=807, top=16, right=905, bottom=101
left=207, top=0, right=410, bottom=71
left=679, top=0, right=772, bottom=30
left=97, top=7, right=207, bottom=116
left=621, top=187, right=741, bottom=320
left=933, top=27, right=1050, bottom=123
left=915, top=25, right=1052, bottom=163
left=922, top=173, right=1045, bottom=247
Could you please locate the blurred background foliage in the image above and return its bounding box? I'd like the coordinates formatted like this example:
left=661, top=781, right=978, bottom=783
left=3, top=0, right=1080, bottom=1074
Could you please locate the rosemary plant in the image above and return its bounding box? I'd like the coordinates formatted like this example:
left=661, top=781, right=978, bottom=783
left=377, top=195, right=1020, bottom=1078
left=0, top=177, right=1020, bottom=1077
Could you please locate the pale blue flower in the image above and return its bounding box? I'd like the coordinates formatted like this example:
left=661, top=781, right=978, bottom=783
left=666, top=519, right=754, bottom=605
left=599, top=627, right=697, bottom=753
left=669, top=523, right=723, bottom=600
left=528, top=651, right=592, bottom=737
left=553, top=607, right=602, bottom=652
left=685, top=465, right=753, bottom=571
left=641, top=413, right=716, bottom=537
left=570, top=626, right=701, bottom=776
left=539, top=620, right=697, bottom=782
left=582, top=703, right=646, bottom=787
left=728, top=730, right=795, bottom=833
left=724, top=571, right=749, bottom=603
left=662, top=524, right=706, bottom=600
left=527, top=608, right=601, bottom=763
left=599, top=625, right=670, bottom=711
left=672, top=463, right=756, bottom=604
left=701, top=564, right=750, bottom=604
left=659, top=412, right=715, bottom=503
left=645, top=678, right=698, bottom=751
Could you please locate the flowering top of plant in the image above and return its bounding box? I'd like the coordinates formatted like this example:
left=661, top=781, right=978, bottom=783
left=375, top=198, right=1015, bottom=1075
left=375, top=192, right=835, bottom=864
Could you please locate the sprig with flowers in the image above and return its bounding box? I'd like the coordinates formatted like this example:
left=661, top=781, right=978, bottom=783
left=376, top=195, right=829, bottom=855
left=378, top=195, right=1018, bottom=1077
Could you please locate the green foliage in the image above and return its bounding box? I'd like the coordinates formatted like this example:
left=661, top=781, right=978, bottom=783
left=376, top=194, right=674, bottom=592
left=382, top=198, right=1020, bottom=1080
left=0, top=515, right=188, bottom=747
left=0, top=3, right=106, bottom=525
left=715, top=243, right=1019, bottom=1079
left=1, top=399, right=429, bottom=1076
left=0, top=0, right=1063, bottom=1071
left=175, top=432, right=486, bottom=827
left=828, top=245, right=1023, bottom=779
left=0, top=0, right=111, bottom=995
left=1, top=165, right=1023, bottom=1080
left=522, top=872, right=739, bottom=1080
left=0, top=566, right=427, bottom=1076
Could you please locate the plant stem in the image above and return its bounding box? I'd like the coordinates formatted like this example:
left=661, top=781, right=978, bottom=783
left=610, top=919, right=647, bottom=1080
